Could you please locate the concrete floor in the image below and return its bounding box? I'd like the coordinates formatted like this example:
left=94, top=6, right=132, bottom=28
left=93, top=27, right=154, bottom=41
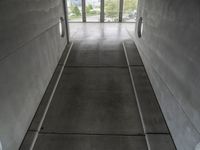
left=69, top=23, right=135, bottom=41
left=20, top=23, right=176, bottom=150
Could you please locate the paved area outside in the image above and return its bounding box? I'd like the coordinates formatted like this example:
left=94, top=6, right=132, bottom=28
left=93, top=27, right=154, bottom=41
left=20, top=23, right=176, bottom=150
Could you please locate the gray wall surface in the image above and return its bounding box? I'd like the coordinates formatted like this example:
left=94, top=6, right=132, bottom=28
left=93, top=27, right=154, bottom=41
left=0, top=0, right=67, bottom=149
left=134, top=0, right=200, bottom=149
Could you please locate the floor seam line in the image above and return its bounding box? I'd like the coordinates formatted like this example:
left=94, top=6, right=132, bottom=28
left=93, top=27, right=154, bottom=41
left=64, top=66, right=128, bottom=68
left=38, top=132, right=145, bottom=136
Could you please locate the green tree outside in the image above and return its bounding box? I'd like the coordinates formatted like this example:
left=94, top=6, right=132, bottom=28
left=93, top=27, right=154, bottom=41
left=86, top=4, right=93, bottom=13
left=124, top=0, right=138, bottom=12
left=70, top=5, right=81, bottom=16
left=86, top=4, right=97, bottom=15
left=105, top=0, right=118, bottom=19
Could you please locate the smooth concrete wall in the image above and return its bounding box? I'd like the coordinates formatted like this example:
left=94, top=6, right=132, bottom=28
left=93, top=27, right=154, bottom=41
left=0, top=0, right=67, bottom=149
left=134, top=0, right=200, bottom=149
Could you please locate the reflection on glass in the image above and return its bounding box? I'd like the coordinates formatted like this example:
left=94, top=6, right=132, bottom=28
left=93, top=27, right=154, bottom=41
left=68, top=0, right=82, bottom=22
left=123, top=0, right=137, bottom=22
left=86, top=0, right=101, bottom=22
left=104, top=0, right=119, bottom=22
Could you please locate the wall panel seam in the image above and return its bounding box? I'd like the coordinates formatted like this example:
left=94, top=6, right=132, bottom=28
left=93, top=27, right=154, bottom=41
left=0, top=22, right=59, bottom=63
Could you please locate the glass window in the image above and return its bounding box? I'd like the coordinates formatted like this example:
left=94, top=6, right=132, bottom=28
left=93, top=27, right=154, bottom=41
left=86, top=0, right=101, bottom=22
left=123, top=0, right=138, bottom=22
left=68, top=0, right=82, bottom=22
left=104, top=0, right=119, bottom=22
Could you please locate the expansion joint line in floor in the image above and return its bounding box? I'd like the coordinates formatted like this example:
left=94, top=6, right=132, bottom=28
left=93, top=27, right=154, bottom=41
left=65, top=65, right=128, bottom=68
left=122, top=42, right=151, bottom=150
left=39, top=132, right=145, bottom=137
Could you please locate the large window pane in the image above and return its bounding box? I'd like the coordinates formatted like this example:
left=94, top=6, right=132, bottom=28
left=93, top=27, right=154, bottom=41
left=104, top=0, right=119, bottom=22
left=86, top=0, right=101, bottom=22
left=68, top=0, right=82, bottom=22
left=123, top=0, right=138, bottom=22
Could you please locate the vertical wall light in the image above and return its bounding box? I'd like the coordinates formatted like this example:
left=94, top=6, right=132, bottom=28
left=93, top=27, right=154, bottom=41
left=59, top=17, right=65, bottom=37
left=137, top=17, right=143, bottom=38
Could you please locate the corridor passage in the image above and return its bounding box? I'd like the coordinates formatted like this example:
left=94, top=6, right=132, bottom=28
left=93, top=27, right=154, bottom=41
left=21, top=23, right=176, bottom=150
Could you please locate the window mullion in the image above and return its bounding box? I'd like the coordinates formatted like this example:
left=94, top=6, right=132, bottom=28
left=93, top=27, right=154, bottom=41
left=82, top=0, right=86, bottom=22
left=119, top=0, right=124, bottom=22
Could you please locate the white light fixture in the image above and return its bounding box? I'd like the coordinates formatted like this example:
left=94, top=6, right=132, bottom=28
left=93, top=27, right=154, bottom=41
left=59, top=17, right=65, bottom=37
left=138, top=17, right=143, bottom=38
